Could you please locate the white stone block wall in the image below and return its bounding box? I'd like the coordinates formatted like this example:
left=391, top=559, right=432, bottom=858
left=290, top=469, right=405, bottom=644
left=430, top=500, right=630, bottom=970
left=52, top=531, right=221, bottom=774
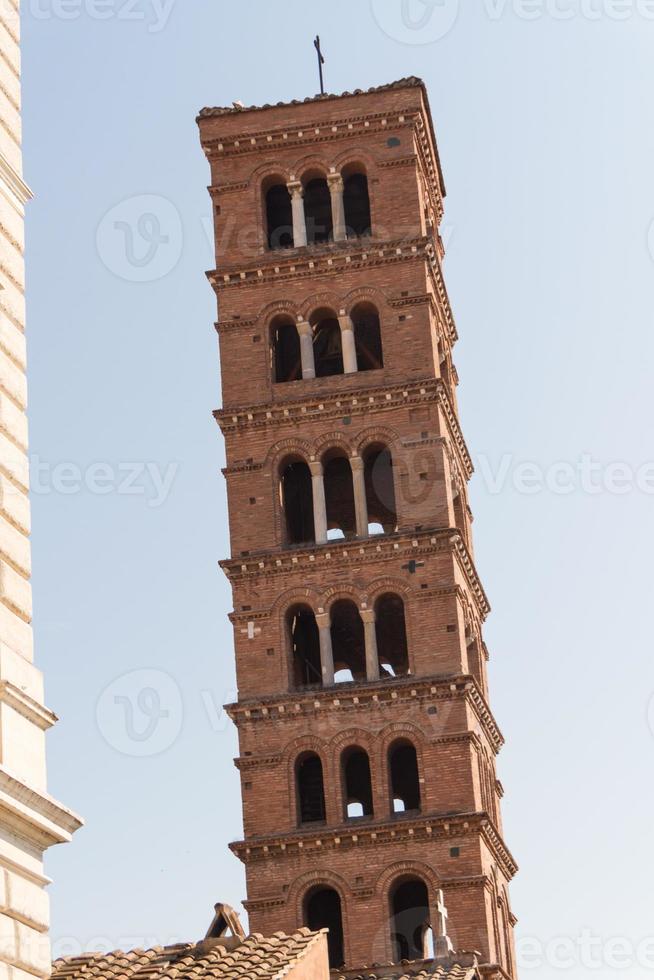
left=0, top=4, right=83, bottom=978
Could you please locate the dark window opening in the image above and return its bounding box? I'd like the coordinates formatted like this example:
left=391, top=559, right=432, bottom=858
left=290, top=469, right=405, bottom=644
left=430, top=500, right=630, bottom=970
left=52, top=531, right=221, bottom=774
left=265, top=184, right=293, bottom=250
left=304, top=178, right=333, bottom=244
left=352, top=303, right=383, bottom=372
left=390, top=877, right=431, bottom=963
left=305, top=887, right=344, bottom=968
left=330, top=600, right=366, bottom=682
left=289, top=605, right=321, bottom=688
left=389, top=740, right=421, bottom=814
left=342, top=747, right=374, bottom=819
left=281, top=459, right=314, bottom=544
left=272, top=319, right=302, bottom=383
left=323, top=454, right=356, bottom=539
left=296, top=753, right=326, bottom=824
left=343, top=172, right=371, bottom=237
left=375, top=594, right=409, bottom=678
left=364, top=446, right=397, bottom=534
left=466, top=631, right=484, bottom=687
left=312, top=313, right=344, bottom=377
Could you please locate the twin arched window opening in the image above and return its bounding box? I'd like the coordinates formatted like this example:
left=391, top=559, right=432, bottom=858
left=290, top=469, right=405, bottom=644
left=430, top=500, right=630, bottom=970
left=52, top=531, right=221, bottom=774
left=280, top=443, right=397, bottom=549
left=271, top=302, right=383, bottom=385
left=302, top=873, right=433, bottom=969
left=265, top=167, right=371, bottom=251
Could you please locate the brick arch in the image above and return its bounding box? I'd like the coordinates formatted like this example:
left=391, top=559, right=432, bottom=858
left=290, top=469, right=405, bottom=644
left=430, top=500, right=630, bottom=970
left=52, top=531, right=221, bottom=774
left=291, top=155, right=331, bottom=183
left=300, top=292, right=343, bottom=321
left=271, top=586, right=321, bottom=617
left=284, top=737, right=331, bottom=831
left=313, top=431, right=353, bottom=460
left=265, top=438, right=313, bottom=473
left=355, top=426, right=401, bottom=455
left=375, top=859, right=442, bottom=899
left=332, top=147, right=378, bottom=176
left=343, top=285, right=391, bottom=316
left=250, top=160, right=294, bottom=186
left=330, top=727, right=376, bottom=755
left=378, top=721, right=429, bottom=756
left=320, top=585, right=362, bottom=614
left=258, top=298, right=300, bottom=324
left=363, top=577, right=412, bottom=604
left=288, top=867, right=350, bottom=926
left=282, top=734, right=327, bottom=767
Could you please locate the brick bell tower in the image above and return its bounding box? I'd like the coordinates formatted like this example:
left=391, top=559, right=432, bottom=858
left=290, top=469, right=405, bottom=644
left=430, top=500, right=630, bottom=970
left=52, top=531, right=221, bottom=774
left=197, top=77, right=517, bottom=976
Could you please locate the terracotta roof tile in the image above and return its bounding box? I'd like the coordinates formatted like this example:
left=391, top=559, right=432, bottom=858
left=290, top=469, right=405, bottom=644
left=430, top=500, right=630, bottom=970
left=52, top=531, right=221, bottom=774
left=332, top=960, right=480, bottom=980
left=53, top=930, right=325, bottom=980
left=197, top=77, right=425, bottom=119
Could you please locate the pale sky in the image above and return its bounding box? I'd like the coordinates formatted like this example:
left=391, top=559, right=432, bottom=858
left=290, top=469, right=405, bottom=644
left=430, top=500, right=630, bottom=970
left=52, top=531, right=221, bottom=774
left=22, top=2, right=654, bottom=978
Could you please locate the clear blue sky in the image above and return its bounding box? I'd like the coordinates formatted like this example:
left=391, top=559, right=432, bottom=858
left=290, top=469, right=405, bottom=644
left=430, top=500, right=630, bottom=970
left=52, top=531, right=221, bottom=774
left=23, top=2, right=654, bottom=977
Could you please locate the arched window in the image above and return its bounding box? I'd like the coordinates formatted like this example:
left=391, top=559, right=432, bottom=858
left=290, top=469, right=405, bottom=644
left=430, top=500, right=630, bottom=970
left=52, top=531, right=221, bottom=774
left=375, top=594, right=409, bottom=677
left=341, top=746, right=373, bottom=819
left=311, top=308, right=343, bottom=377
left=265, top=182, right=293, bottom=250
left=303, top=176, right=333, bottom=244
left=280, top=458, right=314, bottom=545
left=271, top=317, right=301, bottom=383
left=352, top=302, right=383, bottom=372
left=343, top=170, right=371, bottom=237
left=330, top=600, right=366, bottom=682
left=305, top=887, right=344, bottom=968
left=296, top=753, right=326, bottom=824
left=390, top=877, right=431, bottom=962
left=323, top=451, right=356, bottom=540
left=466, top=628, right=485, bottom=688
left=364, top=445, right=397, bottom=534
left=389, top=740, right=421, bottom=813
left=288, top=605, right=321, bottom=688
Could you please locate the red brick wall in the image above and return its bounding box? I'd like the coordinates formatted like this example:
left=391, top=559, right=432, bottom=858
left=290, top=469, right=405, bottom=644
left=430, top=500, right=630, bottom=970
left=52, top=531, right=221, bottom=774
left=198, top=80, right=516, bottom=976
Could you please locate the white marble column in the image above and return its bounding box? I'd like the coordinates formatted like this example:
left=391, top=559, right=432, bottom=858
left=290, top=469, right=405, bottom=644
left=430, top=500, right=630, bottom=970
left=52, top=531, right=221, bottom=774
left=361, top=608, right=380, bottom=681
left=338, top=311, right=358, bottom=374
left=328, top=171, right=347, bottom=241
left=287, top=179, right=307, bottom=247
left=309, top=460, right=328, bottom=544
left=316, top=612, right=335, bottom=686
left=297, top=319, right=316, bottom=379
left=350, top=455, right=369, bottom=537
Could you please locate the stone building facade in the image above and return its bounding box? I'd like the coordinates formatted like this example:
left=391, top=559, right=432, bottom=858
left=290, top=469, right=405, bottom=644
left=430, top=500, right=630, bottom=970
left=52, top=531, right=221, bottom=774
left=198, top=77, right=517, bottom=975
left=0, top=4, right=82, bottom=979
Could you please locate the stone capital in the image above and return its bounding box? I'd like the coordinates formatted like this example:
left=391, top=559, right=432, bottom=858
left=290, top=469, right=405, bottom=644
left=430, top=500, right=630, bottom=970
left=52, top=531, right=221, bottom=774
left=297, top=318, right=312, bottom=336
left=327, top=173, right=344, bottom=192
left=315, top=612, right=331, bottom=629
left=360, top=608, right=376, bottom=624
left=287, top=179, right=303, bottom=198
left=350, top=455, right=364, bottom=472
left=309, top=460, right=324, bottom=478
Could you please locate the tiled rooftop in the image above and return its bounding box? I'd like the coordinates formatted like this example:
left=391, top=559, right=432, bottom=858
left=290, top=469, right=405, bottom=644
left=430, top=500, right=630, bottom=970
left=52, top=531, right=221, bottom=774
left=197, top=76, right=425, bottom=119
left=333, top=962, right=479, bottom=980
left=52, top=930, right=324, bottom=980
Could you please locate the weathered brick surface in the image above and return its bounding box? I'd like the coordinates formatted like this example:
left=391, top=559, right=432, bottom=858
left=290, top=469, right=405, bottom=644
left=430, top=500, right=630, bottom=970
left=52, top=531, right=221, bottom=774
left=198, top=79, right=516, bottom=976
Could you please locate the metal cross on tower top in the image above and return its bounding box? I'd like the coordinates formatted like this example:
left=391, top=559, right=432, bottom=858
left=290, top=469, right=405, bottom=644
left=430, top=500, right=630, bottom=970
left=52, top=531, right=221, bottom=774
left=314, top=35, right=325, bottom=95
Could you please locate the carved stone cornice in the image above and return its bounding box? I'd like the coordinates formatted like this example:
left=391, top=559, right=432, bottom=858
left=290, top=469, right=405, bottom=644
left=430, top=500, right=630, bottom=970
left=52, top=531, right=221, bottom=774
left=215, top=377, right=472, bottom=480
left=221, top=527, right=489, bottom=616
left=208, top=236, right=427, bottom=289
left=0, top=681, right=57, bottom=731
left=230, top=810, right=518, bottom=881
left=226, top=673, right=503, bottom=754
